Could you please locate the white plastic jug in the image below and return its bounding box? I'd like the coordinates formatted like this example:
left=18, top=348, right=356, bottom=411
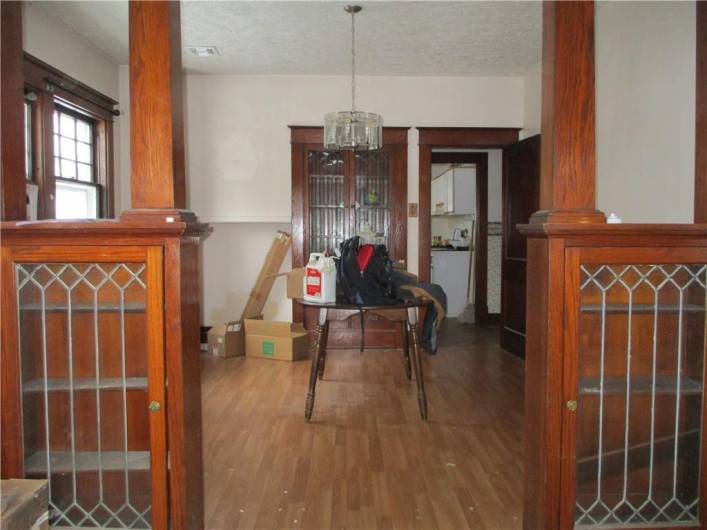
left=303, top=253, right=337, bottom=303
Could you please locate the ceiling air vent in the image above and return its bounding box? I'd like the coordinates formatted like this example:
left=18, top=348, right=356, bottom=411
left=185, top=46, right=219, bottom=58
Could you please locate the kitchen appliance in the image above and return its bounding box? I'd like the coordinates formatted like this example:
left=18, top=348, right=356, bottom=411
left=451, top=228, right=470, bottom=249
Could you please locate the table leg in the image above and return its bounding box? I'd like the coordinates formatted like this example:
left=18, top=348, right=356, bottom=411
left=401, top=320, right=411, bottom=380
left=305, top=308, right=328, bottom=421
left=317, top=319, right=329, bottom=380
left=407, top=307, right=428, bottom=421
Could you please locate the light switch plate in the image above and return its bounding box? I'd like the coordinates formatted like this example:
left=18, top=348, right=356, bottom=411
left=408, top=203, right=418, bottom=217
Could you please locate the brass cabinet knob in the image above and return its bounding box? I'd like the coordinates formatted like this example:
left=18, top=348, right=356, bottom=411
left=149, top=401, right=161, bottom=413
left=566, top=400, right=578, bottom=412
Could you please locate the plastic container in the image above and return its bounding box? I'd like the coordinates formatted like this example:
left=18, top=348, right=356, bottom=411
left=303, top=253, right=337, bottom=303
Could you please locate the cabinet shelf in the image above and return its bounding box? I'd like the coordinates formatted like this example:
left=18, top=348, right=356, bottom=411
left=580, top=303, right=704, bottom=314
left=19, top=303, right=146, bottom=313
left=25, top=450, right=150, bottom=474
left=23, top=377, right=148, bottom=393
left=579, top=375, right=702, bottom=395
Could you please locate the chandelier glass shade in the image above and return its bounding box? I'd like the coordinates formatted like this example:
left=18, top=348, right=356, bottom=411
left=323, top=5, right=383, bottom=151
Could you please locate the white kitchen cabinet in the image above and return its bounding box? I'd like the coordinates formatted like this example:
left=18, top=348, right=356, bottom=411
left=431, top=249, right=471, bottom=317
left=430, top=166, right=475, bottom=216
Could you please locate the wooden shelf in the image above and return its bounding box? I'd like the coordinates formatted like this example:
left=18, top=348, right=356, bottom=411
left=25, top=450, right=150, bottom=474
left=579, top=375, right=702, bottom=395
left=23, top=377, right=147, bottom=393
left=309, top=204, right=344, bottom=209
left=19, top=302, right=146, bottom=313
left=580, top=303, right=704, bottom=314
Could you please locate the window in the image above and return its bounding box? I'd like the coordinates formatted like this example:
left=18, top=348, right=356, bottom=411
left=23, top=53, right=117, bottom=220
left=53, top=107, right=99, bottom=219
left=24, top=101, right=32, bottom=181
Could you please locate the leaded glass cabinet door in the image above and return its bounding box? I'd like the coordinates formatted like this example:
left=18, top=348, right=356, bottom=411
left=564, top=248, right=706, bottom=529
left=354, top=149, right=391, bottom=249
left=307, top=149, right=346, bottom=255
left=7, top=245, right=167, bottom=529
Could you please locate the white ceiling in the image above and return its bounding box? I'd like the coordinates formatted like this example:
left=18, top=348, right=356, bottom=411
left=32, top=1, right=541, bottom=76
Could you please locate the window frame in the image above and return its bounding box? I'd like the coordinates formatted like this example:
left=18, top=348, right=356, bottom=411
left=23, top=53, right=118, bottom=219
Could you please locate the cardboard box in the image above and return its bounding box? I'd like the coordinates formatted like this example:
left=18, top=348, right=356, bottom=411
left=207, top=321, right=246, bottom=358
left=286, top=267, right=305, bottom=299
left=244, top=319, right=309, bottom=361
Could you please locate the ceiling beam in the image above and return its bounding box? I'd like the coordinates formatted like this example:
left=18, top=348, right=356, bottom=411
left=1, top=2, right=27, bottom=221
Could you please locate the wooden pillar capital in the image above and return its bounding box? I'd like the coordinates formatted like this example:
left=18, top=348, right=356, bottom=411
left=1, top=2, right=27, bottom=221
left=126, top=0, right=187, bottom=214
left=533, top=0, right=605, bottom=224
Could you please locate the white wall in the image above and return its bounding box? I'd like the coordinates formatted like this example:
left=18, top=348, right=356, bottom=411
left=521, top=61, right=542, bottom=140
left=180, top=74, right=524, bottom=325
left=23, top=3, right=120, bottom=100
left=595, top=1, right=696, bottom=223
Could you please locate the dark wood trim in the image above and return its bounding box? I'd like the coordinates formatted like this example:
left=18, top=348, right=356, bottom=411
left=417, top=127, right=520, bottom=283
left=23, top=53, right=118, bottom=115
left=695, top=1, right=706, bottom=223
left=418, top=127, right=521, bottom=147
left=288, top=126, right=410, bottom=145
left=1, top=2, right=27, bottom=221
left=534, top=0, right=603, bottom=223
left=129, top=1, right=186, bottom=210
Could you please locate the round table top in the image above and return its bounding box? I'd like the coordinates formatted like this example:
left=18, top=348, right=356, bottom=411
left=296, top=298, right=432, bottom=310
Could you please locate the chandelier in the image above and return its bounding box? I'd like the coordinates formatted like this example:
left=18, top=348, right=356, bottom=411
left=324, top=5, right=383, bottom=151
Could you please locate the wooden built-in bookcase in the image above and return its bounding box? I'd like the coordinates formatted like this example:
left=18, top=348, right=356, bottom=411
left=290, top=126, right=409, bottom=348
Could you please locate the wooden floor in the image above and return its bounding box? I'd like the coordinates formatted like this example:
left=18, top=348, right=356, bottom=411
left=201, top=320, right=524, bottom=530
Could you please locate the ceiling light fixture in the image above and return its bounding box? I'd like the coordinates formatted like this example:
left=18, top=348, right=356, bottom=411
left=324, top=5, right=383, bottom=151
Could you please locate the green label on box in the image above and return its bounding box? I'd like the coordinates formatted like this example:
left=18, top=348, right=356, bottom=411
left=262, top=340, right=275, bottom=356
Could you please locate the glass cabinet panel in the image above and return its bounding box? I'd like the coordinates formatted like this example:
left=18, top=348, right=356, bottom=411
left=17, top=262, right=153, bottom=529
left=308, top=150, right=345, bottom=254
left=354, top=150, right=391, bottom=248
left=575, top=264, right=706, bottom=528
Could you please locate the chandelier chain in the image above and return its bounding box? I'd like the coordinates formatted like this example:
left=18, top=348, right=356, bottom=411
left=351, top=8, right=356, bottom=113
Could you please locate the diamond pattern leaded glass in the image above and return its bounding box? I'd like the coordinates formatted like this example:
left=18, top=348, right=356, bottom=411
left=575, top=264, right=706, bottom=528
left=16, top=263, right=152, bottom=529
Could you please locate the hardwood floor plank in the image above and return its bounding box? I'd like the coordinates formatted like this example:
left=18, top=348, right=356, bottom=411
left=201, top=321, right=524, bottom=529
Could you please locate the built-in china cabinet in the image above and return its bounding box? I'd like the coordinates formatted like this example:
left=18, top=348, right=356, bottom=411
left=290, top=126, right=409, bottom=348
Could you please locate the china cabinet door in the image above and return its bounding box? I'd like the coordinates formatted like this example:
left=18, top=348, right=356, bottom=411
left=1, top=245, right=168, bottom=529
left=562, top=248, right=706, bottom=529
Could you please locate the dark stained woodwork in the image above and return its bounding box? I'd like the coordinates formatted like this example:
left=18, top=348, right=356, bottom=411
left=519, top=223, right=707, bottom=530
left=129, top=1, right=186, bottom=210
left=534, top=1, right=604, bottom=224
left=696, top=1, right=706, bottom=223
left=501, top=135, right=540, bottom=358
left=1, top=2, right=27, bottom=221
left=417, top=127, right=520, bottom=283
left=429, top=152, right=492, bottom=325
left=290, top=127, right=409, bottom=349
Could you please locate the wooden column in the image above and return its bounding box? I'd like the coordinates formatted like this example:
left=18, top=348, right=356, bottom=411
left=532, top=0, right=605, bottom=224
left=127, top=0, right=186, bottom=212
left=695, top=1, right=706, bottom=222
left=523, top=2, right=603, bottom=529
left=125, top=3, right=205, bottom=529
left=1, top=2, right=27, bottom=221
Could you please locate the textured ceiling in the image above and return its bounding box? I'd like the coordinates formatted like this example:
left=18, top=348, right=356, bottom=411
left=32, top=1, right=541, bottom=76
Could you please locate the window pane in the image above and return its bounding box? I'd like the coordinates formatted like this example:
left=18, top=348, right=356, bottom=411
left=53, top=111, right=58, bottom=131
left=60, top=113, right=75, bottom=138
left=77, top=163, right=92, bottom=182
left=54, top=157, right=61, bottom=176
left=76, top=120, right=91, bottom=142
left=76, top=142, right=91, bottom=163
left=61, top=159, right=76, bottom=179
left=53, top=134, right=59, bottom=154
left=60, top=137, right=76, bottom=160
left=55, top=180, right=98, bottom=219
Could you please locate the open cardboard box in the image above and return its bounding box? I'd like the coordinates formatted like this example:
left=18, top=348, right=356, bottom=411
left=244, top=319, right=309, bottom=361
